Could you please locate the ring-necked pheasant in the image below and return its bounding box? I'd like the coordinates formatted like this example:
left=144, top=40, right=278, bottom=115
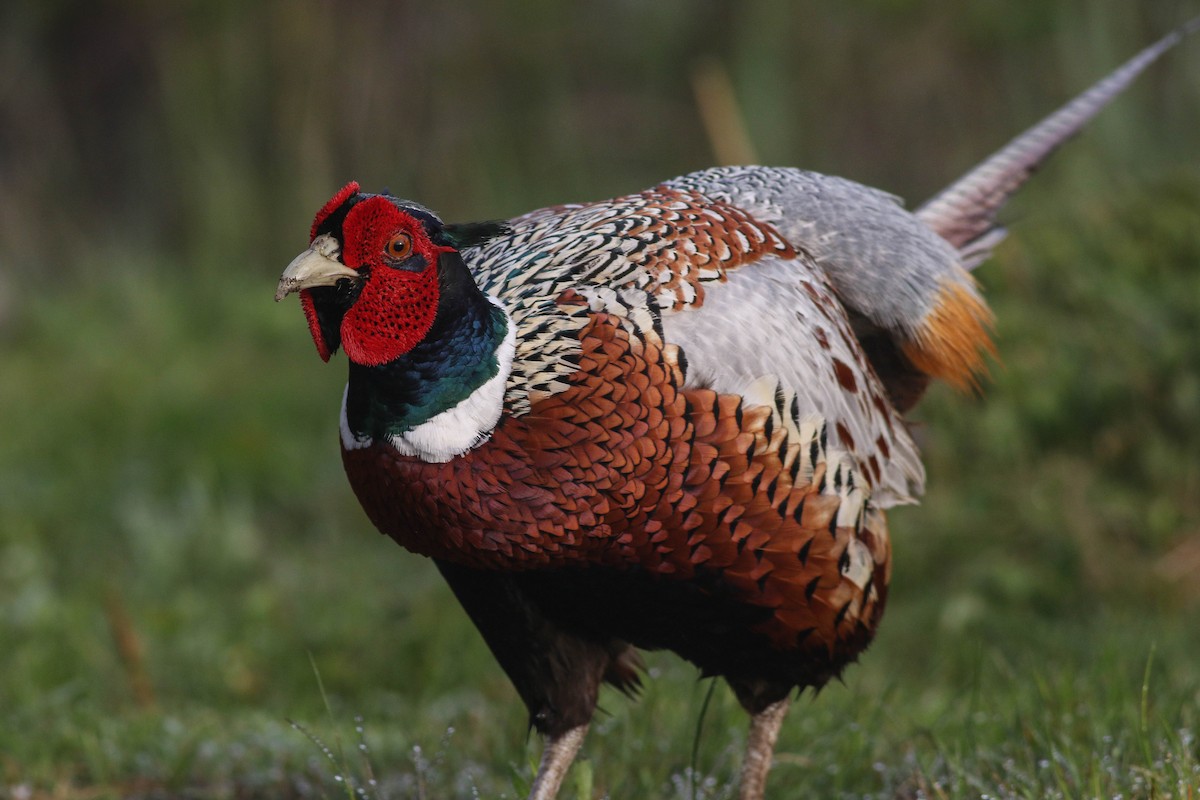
left=276, top=24, right=1195, bottom=800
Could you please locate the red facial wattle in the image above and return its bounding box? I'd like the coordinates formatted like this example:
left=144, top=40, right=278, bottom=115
left=300, top=289, right=333, bottom=361
left=296, top=181, right=362, bottom=362
left=338, top=196, right=456, bottom=367
left=311, top=181, right=360, bottom=242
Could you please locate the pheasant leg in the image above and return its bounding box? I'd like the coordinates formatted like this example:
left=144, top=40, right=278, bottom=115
left=738, top=696, right=791, bottom=800
left=528, top=722, right=589, bottom=800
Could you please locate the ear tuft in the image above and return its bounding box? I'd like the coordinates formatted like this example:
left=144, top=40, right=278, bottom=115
left=439, top=220, right=513, bottom=250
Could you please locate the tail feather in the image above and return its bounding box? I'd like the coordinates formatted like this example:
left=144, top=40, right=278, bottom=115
left=917, top=17, right=1199, bottom=266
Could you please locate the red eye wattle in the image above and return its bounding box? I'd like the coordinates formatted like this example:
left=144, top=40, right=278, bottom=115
left=385, top=233, right=413, bottom=260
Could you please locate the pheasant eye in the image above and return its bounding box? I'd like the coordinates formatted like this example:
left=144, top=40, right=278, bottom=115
left=384, top=232, right=413, bottom=260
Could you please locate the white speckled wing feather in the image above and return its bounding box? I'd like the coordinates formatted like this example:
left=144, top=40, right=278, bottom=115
left=464, top=183, right=925, bottom=508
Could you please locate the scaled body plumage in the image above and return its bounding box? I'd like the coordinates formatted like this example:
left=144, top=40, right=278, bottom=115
left=276, top=25, right=1195, bottom=800
left=339, top=176, right=901, bottom=695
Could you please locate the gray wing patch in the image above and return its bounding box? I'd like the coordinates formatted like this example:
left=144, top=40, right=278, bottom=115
left=660, top=255, right=925, bottom=508
left=664, top=167, right=973, bottom=342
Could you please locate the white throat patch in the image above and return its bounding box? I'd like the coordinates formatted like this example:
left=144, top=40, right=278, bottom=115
left=339, top=298, right=517, bottom=463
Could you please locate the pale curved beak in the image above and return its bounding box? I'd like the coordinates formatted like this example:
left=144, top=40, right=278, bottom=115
left=274, top=234, right=360, bottom=301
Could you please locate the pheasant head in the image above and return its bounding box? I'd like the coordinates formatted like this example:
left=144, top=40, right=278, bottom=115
left=276, top=182, right=507, bottom=364
left=276, top=182, right=514, bottom=460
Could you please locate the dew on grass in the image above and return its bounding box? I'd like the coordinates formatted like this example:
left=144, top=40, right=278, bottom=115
left=668, top=767, right=719, bottom=800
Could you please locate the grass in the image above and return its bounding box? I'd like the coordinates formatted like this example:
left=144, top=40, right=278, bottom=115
left=2, top=2, right=1199, bottom=797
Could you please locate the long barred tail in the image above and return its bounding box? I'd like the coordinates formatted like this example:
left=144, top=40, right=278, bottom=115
left=917, top=17, right=1200, bottom=269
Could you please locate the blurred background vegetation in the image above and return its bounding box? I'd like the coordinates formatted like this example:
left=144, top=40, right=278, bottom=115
left=1, top=1, right=1198, bottom=798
